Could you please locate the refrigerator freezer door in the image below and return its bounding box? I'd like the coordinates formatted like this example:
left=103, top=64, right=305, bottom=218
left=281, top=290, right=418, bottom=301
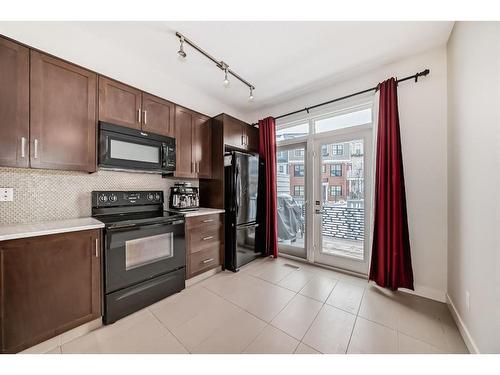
left=235, top=153, right=259, bottom=225
left=235, top=223, right=260, bottom=269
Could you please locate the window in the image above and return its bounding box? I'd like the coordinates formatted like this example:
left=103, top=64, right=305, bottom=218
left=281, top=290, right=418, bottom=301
left=315, top=108, right=372, bottom=134
left=321, top=145, right=329, bottom=156
left=330, top=164, right=342, bottom=177
left=294, top=149, right=305, bottom=157
left=294, top=185, right=305, bottom=197
left=278, top=165, right=285, bottom=173
left=330, top=185, right=342, bottom=196
left=322, top=165, right=326, bottom=173
left=276, top=123, right=309, bottom=141
left=294, top=164, right=305, bottom=177
left=332, top=144, right=344, bottom=155
left=277, top=150, right=288, bottom=162
left=352, top=142, right=363, bottom=156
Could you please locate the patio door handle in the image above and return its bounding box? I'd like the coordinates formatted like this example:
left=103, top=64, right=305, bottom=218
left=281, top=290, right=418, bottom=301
left=315, top=209, right=324, bottom=214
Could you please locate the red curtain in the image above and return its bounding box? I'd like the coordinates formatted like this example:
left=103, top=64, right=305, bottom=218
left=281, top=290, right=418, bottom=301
left=258, top=117, right=278, bottom=258
left=369, top=78, right=414, bottom=290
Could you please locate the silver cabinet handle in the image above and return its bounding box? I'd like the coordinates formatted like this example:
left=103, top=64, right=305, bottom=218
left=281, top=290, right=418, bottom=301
left=138, top=108, right=142, bottom=123
left=21, top=137, right=26, bottom=158
left=202, top=219, right=214, bottom=223
left=241, top=134, right=245, bottom=145
left=95, top=238, right=99, bottom=258
left=143, top=110, right=147, bottom=125
left=34, top=139, right=39, bottom=159
left=202, top=258, right=214, bottom=264
left=202, top=236, right=214, bottom=241
left=197, top=162, right=200, bottom=173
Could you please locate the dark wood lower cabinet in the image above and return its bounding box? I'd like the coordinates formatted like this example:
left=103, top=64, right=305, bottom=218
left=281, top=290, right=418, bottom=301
left=186, top=214, right=223, bottom=279
left=0, top=230, right=101, bottom=354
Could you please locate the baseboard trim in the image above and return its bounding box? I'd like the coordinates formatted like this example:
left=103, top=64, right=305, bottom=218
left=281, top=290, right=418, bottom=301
left=446, top=293, right=479, bottom=354
left=186, top=266, right=221, bottom=287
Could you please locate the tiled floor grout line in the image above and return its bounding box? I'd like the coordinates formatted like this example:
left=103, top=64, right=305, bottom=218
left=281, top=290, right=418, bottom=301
left=147, top=307, right=192, bottom=354
left=343, top=283, right=367, bottom=354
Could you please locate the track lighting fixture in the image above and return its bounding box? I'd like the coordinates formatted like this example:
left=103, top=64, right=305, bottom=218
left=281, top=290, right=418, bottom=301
left=222, top=66, right=230, bottom=88
left=177, top=36, right=186, bottom=59
left=175, top=32, right=255, bottom=101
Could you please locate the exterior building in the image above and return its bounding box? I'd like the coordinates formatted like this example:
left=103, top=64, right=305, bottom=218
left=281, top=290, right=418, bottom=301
left=277, top=141, right=364, bottom=206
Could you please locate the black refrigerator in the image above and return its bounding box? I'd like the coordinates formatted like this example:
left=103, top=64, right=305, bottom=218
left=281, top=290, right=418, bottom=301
left=224, top=150, right=262, bottom=271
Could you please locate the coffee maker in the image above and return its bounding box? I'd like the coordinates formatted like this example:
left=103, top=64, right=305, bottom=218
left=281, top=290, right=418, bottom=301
left=169, top=182, right=199, bottom=211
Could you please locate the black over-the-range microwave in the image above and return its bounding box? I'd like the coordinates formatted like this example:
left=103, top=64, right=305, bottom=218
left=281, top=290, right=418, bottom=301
left=98, top=122, right=176, bottom=174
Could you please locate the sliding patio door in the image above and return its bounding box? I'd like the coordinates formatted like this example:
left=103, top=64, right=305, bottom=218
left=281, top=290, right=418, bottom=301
left=312, top=129, right=372, bottom=274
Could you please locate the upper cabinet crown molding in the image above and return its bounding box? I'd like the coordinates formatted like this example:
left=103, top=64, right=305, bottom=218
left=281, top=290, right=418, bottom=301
left=0, top=37, right=30, bottom=168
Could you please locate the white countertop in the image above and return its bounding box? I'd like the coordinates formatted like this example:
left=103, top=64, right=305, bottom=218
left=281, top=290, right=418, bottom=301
left=167, top=207, right=225, bottom=218
left=0, top=217, right=105, bottom=242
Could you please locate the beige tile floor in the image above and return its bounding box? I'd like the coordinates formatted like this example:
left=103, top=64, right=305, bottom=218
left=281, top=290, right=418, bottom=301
left=45, top=256, right=468, bottom=354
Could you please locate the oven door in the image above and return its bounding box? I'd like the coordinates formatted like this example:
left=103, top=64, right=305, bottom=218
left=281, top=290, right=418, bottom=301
left=104, top=220, right=185, bottom=294
left=99, top=123, right=175, bottom=173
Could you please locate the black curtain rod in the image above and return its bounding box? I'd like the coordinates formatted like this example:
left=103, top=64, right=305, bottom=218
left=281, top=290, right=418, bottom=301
left=253, top=69, right=430, bottom=126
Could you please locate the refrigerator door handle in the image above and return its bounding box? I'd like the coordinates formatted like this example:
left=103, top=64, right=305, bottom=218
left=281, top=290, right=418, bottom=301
left=237, top=222, right=259, bottom=229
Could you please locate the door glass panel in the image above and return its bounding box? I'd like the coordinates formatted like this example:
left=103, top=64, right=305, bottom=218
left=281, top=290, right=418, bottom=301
left=277, top=145, right=307, bottom=258
left=320, top=139, right=365, bottom=260
left=276, top=123, right=309, bottom=141
left=110, top=139, right=159, bottom=163
left=125, top=233, right=173, bottom=270
left=315, top=108, right=371, bottom=134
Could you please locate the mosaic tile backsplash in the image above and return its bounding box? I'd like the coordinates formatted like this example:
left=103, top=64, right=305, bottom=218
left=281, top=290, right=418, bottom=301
left=0, top=168, right=197, bottom=225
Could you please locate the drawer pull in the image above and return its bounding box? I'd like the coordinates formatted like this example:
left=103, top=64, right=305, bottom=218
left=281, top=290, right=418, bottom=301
left=202, top=258, right=214, bottom=264
left=202, top=219, right=214, bottom=223
left=202, top=236, right=214, bottom=241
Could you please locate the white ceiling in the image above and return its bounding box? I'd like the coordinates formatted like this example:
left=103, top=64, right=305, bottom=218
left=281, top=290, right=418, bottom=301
left=0, top=21, right=453, bottom=120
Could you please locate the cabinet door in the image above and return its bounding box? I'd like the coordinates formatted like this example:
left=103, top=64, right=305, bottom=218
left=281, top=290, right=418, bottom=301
left=174, top=106, right=195, bottom=178
left=0, top=37, right=29, bottom=168
left=244, top=125, right=260, bottom=153
left=30, top=51, right=97, bottom=172
left=223, top=116, right=244, bottom=149
left=98, top=76, right=141, bottom=130
left=0, top=230, right=101, bottom=354
left=142, top=93, right=175, bottom=137
left=192, top=113, right=212, bottom=179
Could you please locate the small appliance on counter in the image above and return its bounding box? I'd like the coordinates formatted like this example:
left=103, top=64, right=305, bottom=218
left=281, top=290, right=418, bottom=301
left=169, top=182, right=199, bottom=211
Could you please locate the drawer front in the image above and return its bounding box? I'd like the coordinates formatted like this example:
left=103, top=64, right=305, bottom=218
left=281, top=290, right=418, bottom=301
left=188, top=225, right=221, bottom=254
left=189, top=246, right=221, bottom=276
left=186, top=213, right=222, bottom=230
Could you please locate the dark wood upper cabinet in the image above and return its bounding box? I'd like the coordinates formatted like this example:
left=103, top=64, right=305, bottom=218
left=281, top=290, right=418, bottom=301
left=174, top=106, right=212, bottom=179
left=174, top=106, right=196, bottom=178
left=30, top=51, right=97, bottom=172
left=223, top=115, right=246, bottom=150
left=0, top=230, right=101, bottom=354
left=0, top=37, right=30, bottom=168
left=222, top=114, right=259, bottom=152
left=142, top=93, right=175, bottom=137
left=98, top=76, right=141, bottom=130
left=192, top=113, right=212, bottom=179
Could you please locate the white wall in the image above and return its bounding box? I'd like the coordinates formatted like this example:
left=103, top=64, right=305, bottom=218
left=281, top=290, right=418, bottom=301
left=447, top=22, right=500, bottom=353
left=252, top=47, right=449, bottom=302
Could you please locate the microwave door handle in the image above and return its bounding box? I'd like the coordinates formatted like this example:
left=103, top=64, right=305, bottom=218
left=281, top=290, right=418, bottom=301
left=161, top=144, right=167, bottom=168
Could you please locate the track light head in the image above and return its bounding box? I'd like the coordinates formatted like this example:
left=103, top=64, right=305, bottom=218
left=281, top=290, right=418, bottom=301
left=249, top=87, right=254, bottom=101
left=223, top=68, right=230, bottom=88
left=177, top=36, right=186, bottom=59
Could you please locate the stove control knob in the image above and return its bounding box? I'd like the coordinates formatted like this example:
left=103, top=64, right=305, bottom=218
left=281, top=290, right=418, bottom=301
left=155, top=193, right=160, bottom=201
left=99, top=194, right=108, bottom=203
left=147, top=193, right=154, bottom=201
left=109, top=194, right=118, bottom=203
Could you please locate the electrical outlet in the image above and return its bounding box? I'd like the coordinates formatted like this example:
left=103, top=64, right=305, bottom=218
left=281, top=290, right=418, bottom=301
left=0, top=188, right=14, bottom=202
left=465, top=291, right=470, bottom=312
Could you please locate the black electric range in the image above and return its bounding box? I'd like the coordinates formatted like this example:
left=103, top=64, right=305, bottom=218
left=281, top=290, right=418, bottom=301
left=92, top=190, right=186, bottom=324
